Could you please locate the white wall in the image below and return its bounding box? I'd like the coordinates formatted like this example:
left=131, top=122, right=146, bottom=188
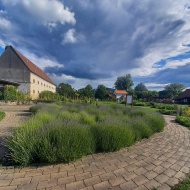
left=30, top=73, right=56, bottom=99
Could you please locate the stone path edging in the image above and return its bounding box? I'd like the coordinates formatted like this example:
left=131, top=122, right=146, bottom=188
left=0, top=106, right=190, bottom=190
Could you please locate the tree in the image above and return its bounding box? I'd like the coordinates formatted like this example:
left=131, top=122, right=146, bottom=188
left=134, top=83, right=148, bottom=92
left=95, top=85, right=108, bottom=100
left=164, top=83, right=185, bottom=98
left=115, top=74, right=134, bottom=90
left=4, top=85, right=17, bottom=100
left=57, top=83, right=75, bottom=97
left=78, top=85, right=94, bottom=98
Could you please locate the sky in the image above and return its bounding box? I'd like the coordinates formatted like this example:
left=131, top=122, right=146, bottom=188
left=0, top=0, right=190, bottom=91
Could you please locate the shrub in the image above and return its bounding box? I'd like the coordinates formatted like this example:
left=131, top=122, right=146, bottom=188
left=133, top=100, right=148, bottom=107
left=6, top=103, right=165, bottom=165
left=91, top=123, right=135, bottom=152
left=176, top=116, right=190, bottom=128
left=0, top=111, right=5, bottom=121
left=4, top=85, right=17, bottom=100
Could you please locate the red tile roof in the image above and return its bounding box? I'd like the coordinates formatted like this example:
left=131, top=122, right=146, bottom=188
left=11, top=46, right=55, bottom=85
left=114, top=90, right=128, bottom=95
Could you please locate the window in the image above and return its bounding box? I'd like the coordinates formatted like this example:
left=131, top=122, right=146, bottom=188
left=33, top=79, right=35, bottom=83
left=41, top=82, right=43, bottom=85
left=33, top=90, right=35, bottom=94
left=38, top=91, right=39, bottom=94
left=38, top=81, right=39, bottom=84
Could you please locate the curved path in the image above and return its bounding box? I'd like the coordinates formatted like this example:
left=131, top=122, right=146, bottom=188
left=0, top=105, right=31, bottom=160
left=0, top=106, right=190, bottom=190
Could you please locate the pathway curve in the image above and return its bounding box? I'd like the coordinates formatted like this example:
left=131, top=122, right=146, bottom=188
left=0, top=108, right=190, bottom=190
left=0, top=105, right=31, bottom=160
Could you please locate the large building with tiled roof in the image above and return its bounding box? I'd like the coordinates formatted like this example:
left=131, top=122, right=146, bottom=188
left=0, top=45, right=56, bottom=99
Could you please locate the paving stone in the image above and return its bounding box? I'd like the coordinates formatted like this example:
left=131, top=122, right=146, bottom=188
left=58, top=176, right=75, bottom=185
left=91, top=168, right=105, bottom=176
left=144, top=171, right=158, bottom=180
left=157, top=184, right=171, bottom=190
left=93, top=181, right=111, bottom=190
left=0, top=186, right=17, bottom=190
left=153, top=166, right=165, bottom=174
left=100, top=172, right=116, bottom=181
left=75, top=172, right=91, bottom=181
left=37, top=178, right=57, bottom=189
left=155, top=174, right=169, bottom=184
left=0, top=179, right=12, bottom=186
left=133, top=175, right=149, bottom=186
left=166, top=178, right=179, bottom=187
left=120, top=180, right=137, bottom=190
left=17, top=182, right=38, bottom=190
left=164, top=168, right=176, bottom=177
left=175, top=171, right=186, bottom=179
left=122, top=172, right=138, bottom=181
left=125, top=164, right=138, bottom=172
left=180, top=166, right=189, bottom=174
left=133, top=185, right=148, bottom=190
left=170, top=164, right=182, bottom=172
left=66, top=181, right=85, bottom=190
left=144, top=179, right=161, bottom=189
left=84, top=176, right=101, bottom=186
left=109, top=176, right=126, bottom=187
left=10, top=177, right=32, bottom=186
left=134, top=167, right=147, bottom=175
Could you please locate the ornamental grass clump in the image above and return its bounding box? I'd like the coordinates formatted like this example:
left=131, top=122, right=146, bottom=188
left=6, top=103, right=165, bottom=165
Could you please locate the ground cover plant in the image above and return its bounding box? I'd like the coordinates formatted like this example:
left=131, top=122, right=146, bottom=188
left=0, top=111, right=5, bottom=121
left=6, top=103, right=165, bottom=165
left=175, top=107, right=190, bottom=128
left=172, top=176, right=190, bottom=190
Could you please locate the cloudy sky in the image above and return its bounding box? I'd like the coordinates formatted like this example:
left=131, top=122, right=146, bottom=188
left=0, top=0, right=190, bottom=90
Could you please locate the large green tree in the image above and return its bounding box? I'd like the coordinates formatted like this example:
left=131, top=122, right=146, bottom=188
left=78, top=85, right=94, bottom=98
left=115, top=74, right=134, bottom=90
left=95, top=84, right=108, bottom=100
left=57, top=83, right=75, bottom=97
left=134, top=83, right=148, bottom=92
left=164, top=83, right=185, bottom=98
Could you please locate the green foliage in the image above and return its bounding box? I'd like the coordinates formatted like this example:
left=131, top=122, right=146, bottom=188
left=0, top=111, right=5, bottom=121
left=134, top=83, right=148, bottom=92
left=133, top=100, right=148, bottom=107
left=95, top=84, right=108, bottom=100
left=176, top=116, right=190, bottom=128
left=78, top=85, right=94, bottom=98
left=0, top=90, right=3, bottom=100
left=6, top=103, right=165, bottom=165
left=164, top=83, right=185, bottom=98
left=39, top=90, right=61, bottom=101
left=115, top=74, right=134, bottom=90
left=57, top=83, right=75, bottom=97
left=4, top=85, right=17, bottom=100
left=173, top=177, right=190, bottom=190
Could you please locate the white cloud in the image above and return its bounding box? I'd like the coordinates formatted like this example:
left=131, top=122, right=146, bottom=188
left=0, top=17, right=11, bottom=29
left=18, top=48, right=63, bottom=71
left=2, top=0, right=76, bottom=27
left=62, top=29, right=78, bottom=44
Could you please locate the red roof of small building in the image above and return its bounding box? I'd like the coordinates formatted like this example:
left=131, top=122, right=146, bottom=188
left=11, top=46, right=55, bottom=85
left=114, top=90, right=128, bottom=95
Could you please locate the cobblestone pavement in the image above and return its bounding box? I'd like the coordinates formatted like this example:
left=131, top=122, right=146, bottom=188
left=0, top=109, right=190, bottom=190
